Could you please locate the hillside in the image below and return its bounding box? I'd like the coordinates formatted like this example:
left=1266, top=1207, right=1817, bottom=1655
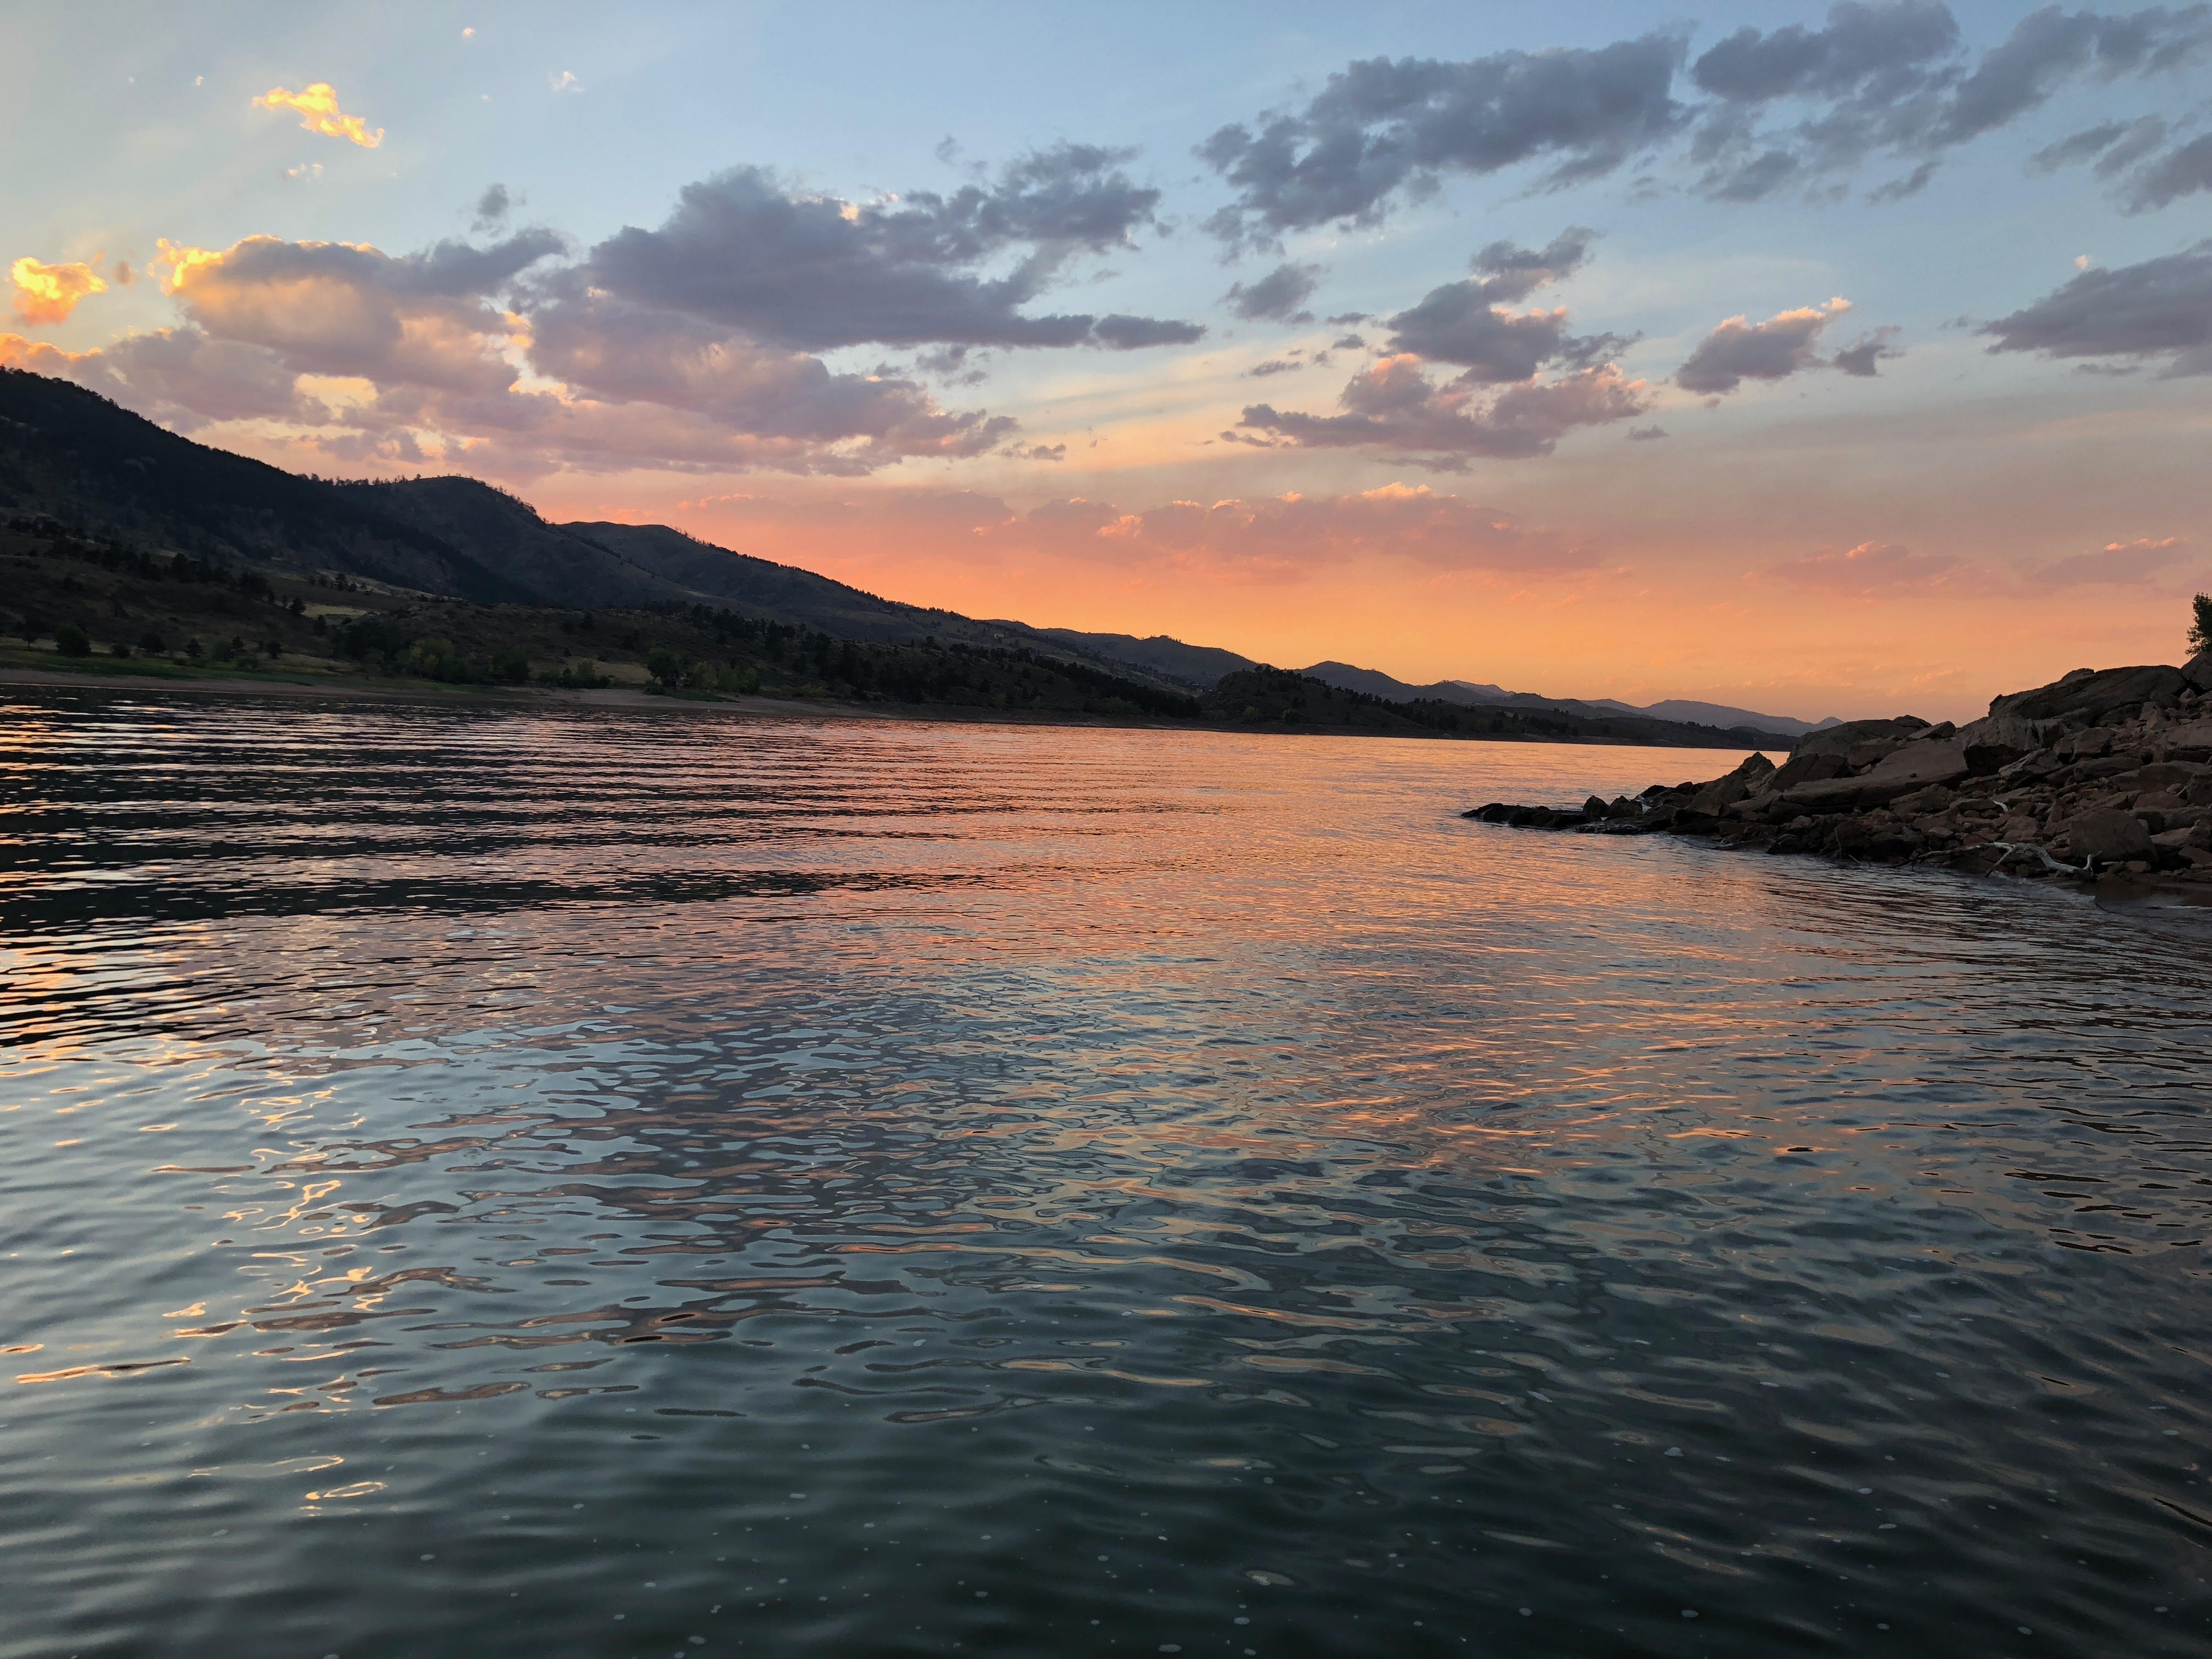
left=0, top=368, right=1799, bottom=748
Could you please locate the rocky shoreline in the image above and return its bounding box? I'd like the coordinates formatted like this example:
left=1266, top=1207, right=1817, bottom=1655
left=1464, top=655, right=2212, bottom=885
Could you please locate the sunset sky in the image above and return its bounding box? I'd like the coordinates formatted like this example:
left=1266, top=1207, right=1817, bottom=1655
left=7, top=2, right=2211, bottom=720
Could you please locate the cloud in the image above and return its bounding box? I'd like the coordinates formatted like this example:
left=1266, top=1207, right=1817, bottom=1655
left=550, top=70, right=583, bottom=93
left=1383, top=230, right=1625, bottom=383
left=0, top=332, right=91, bottom=373
left=151, top=230, right=563, bottom=394
left=1675, top=297, right=1853, bottom=393
left=472, top=183, right=512, bottom=232
left=1691, top=3, right=1961, bottom=103
left=1979, top=241, right=2212, bottom=376
left=1242, top=354, right=1650, bottom=467
left=1199, top=36, right=1687, bottom=246
left=1831, top=323, right=1904, bottom=376
left=1689, top=3, right=2212, bottom=201
left=1223, top=262, right=1321, bottom=322
left=252, top=83, right=383, bottom=148
left=521, top=288, right=1014, bottom=464
left=682, top=482, right=1593, bottom=579
left=71, top=327, right=328, bottom=430
left=572, top=149, right=1200, bottom=352
left=9, top=257, right=107, bottom=325
left=1017, top=483, right=1596, bottom=572
left=46, top=226, right=1023, bottom=478
left=1627, top=424, right=1669, bottom=440
left=1246, top=358, right=1303, bottom=377
left=1768, top=539, right=1961, bottom=594
left=2126, top=131, right=2212, bottom=210
left=2027, top=535, right=2189, bottom=585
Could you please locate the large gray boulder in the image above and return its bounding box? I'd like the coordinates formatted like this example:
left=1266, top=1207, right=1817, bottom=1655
left=1778, top=739, right=1970, bottom=813
left=1864, top=738, right=1970, bottom=792
left=1688, top=752, right=1776, bottom=815
left=1990, top=664, right=2186, bottom=724
left=1791, top=716, right=1931, bottom=759
left=2185, top=650, right=2212, bottom=693
left=2061, top=808, right=2154, bottom=865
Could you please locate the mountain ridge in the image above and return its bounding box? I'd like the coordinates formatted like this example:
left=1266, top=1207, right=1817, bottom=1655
left=0, top=368, right=1821, bottom=732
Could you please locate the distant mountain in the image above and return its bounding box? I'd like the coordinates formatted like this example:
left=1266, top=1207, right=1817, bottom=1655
left=0, top=370, right=1191, bottom=696
left=0, top=367, right=1836, bottom=732
left=1293, top=660, right=1833, bottom=736
left=1024, top=629, right=1261, bottom=690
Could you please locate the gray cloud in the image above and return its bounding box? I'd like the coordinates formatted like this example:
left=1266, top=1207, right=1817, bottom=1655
left=1979, top=241, right=2212, bottom=375
left=1382, top=229, right=1627, bottom=383
left=1240, top=356, right=1650, bottom=468
left=1091, top=313, right=1206, bottom=349
left=73, top=328, right=324, bottom=430
left=1223, top=261, right=1322, bottom=322
left=575, top=149, right=1201, bottom=352
left=1692, top=2, right=1960, bottom=103
left=1205, top=8, right=2212, bottom=224
left=1627, top=424, right=1670, bottom=439
left=2127, top=131, right=2212, bottom=209
left=1692, top=3, right=2212, bottom=201
left=1675, top=299, right=1855, bottom=393
left=2028, top=535, right=2190, bottom=585
left=1464, top=227, right=1597, bottom=301
left=1832, top=324, right=1905, bottom=375
left=1199, top=36, right=1686, bottom=247
left=472, top=183, right=512, bottom=232
left=2028, top=119, right=2138, bottom=171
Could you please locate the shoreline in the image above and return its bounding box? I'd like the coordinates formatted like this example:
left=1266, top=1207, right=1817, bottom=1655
left=0, top=661, right=1787, bottom=751
left=1463, top=656, right=2212, bottom=906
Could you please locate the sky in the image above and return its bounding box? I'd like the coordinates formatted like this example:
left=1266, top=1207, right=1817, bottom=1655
left=5, top=2, right=2211, bottom=721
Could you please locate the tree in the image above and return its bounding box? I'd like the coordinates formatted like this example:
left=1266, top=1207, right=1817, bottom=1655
left=54, top=623, right=91, bottom=657
left=2190, top=593, right=2212, bottom=657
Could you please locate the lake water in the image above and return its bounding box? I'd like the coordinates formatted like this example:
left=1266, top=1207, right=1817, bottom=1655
left=3, top=687, right=2208, bottom=1658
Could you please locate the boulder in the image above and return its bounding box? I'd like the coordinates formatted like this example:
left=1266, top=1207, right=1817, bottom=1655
left=1688, top=752, right=1775, bottom=815
left=2061, top=808, right=2153, bottom=865
left=1865, top=738, right=1970, bottom=791
left=2163, top=720, right=2212, bottom=759
left=1990, top=664, right=2187, bottom=724
left=1768, top=751, right=1846, bottom=791
left=2185, top=650, right=2212, bottom=693
left=1955, top=710, right=2048, bottom=754
left=1790, top=716, right=1931, bottom=760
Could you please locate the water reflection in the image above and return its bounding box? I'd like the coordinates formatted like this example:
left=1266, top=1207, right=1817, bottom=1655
left=2, top=687, right=2208, bottom=1658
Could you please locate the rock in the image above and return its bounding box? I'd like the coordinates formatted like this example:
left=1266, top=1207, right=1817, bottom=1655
left=2163, top=720, right=2212, bottom=759
left=1864, top=738, right=1971, bottom=791
left=2185, top=650, right=2212, bottom=693
left=2125, top=761, right=2206, bottom=793
left=1584, top=795, right=1609, bottom=818
left=1990, top=664, right=2187, bottom=725
left=1768, top=751, right=1846, bottom=790
left=1687, top=752, right=1775, bottom=815
left=1893, top=783, right=1956, bottom=817
left=1955, top=710, right=2047, bottom=754
left=1791, top=716, right=1931, bottom=760
left=2060, top=808, right=2154, bottom=865
left=1607, top=795, right=1641, bottom=819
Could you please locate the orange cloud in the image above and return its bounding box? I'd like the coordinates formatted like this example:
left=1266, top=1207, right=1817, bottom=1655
left=0, top=331, right=91, bottom=370
left=152, top=238, right=235, bottom=297
left=252, top=83, right=383, bottom=148
left=9, top=257, right=107, bottom=325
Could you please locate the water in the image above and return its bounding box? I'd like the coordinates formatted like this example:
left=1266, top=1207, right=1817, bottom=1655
left=3, top=687, right=2208, bottom=1659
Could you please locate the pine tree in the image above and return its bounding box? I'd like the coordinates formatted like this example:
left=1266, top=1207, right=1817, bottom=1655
left=2191, top=593, right=2212, bottom=657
